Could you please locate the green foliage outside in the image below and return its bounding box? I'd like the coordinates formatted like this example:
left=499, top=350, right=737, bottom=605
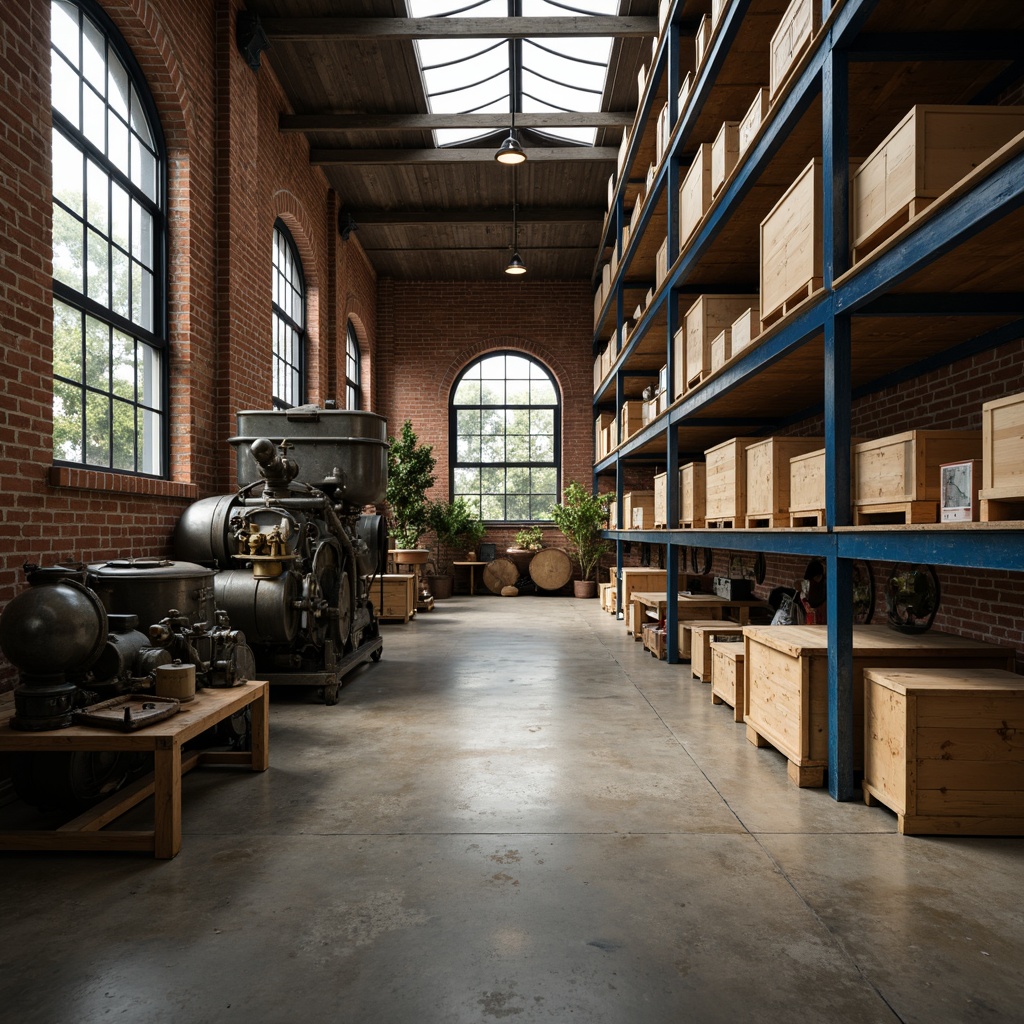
left=386, top=420, right=436, bottom=549
left=549, top=481, right=611, bottom=583
left=425, top=497, right=482, bottom=575
left=514, top=525, right=543, bottom=550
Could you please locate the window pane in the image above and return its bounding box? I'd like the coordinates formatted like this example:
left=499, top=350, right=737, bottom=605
left=138, top=343, right=160, bottom=409
left=454, top=380, right=480, bottom=403
left=506, top=493, right=530, bottom=520
left=112, top=398, right=135, bottom=470
left=53, top=130, right=84, bottom=215
left=52, top=204, right=84, bottom=291
left=531, top=380, right=556, bottom=404
left=111, top=330, right=134, bottom=400
left=82, top=84, right=105, bottom=152
left=531, top=435, right=554, bottom=461
left=85, top=390, right=110, bottom=466
left=53, top=379, right=83, bottom=461
left=457, top=434, right=481, bottom=462
left=86, top=227, right=108, bottom=304
left=81, top=14, right=105, bottom=92
left=130, top=85, right=153, bottom=147
left=53, top=299, right=82, bottom=381
left=481, top=494, right=505, bottom=520
left=86, top=159, right=108, bottom=232
left=533, top=467, right=557, bottom=494
left=111, top=246, right=130, bottom=320
left=108, top=110, right=129, bottom=175
left=107, top=54, right=128, bottom=118
left=84, top=315, right=109, bottom=390
left=139, top=406, right=161, bottom=474
left=457, top=409, right=480, bottom=435
left=480, top=434, right=505, bottom=463
left=52, top=2, right=80, bottom=68
left=454, top=468, right=480, bottom=492
left=51, top=51, right=80, bottom=127
left=481, top=467, right=504, bottom=494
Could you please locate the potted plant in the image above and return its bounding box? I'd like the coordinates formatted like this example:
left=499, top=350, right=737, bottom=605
left=549, top=481, right=611, bottom=598
left=463, top=517, right=487, bottom=561
left=385, top=421, right=435, bottom=597
left=424, top=497, right=478, bottom=599
left=507, top=524, right=543, bottom=576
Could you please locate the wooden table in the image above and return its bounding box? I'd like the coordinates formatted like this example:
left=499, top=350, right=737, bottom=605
left=453, top=561, right=487, bottom=595
left=629, top=591, right=769, bottom=641
left=0, top=681, right=268, bottom=859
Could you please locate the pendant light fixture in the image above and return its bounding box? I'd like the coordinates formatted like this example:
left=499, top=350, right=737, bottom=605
left=495, top=43, right=526, bottom=165
left=505, top=196, right=526, bottom=275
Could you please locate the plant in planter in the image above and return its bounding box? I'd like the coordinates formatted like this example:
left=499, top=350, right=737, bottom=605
left=385, top=420, right=436, bottom=550
left=514, top=526, right=544, bottom=552
left=424, top=497, right=478, bottom=599
left=463, top=517, right=487, bottom=561
left=549, top=481, right=611, bottom=598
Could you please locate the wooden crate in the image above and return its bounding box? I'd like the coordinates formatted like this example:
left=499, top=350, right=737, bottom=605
left=643, top=623, right=667, bottom=660
left=653, top=472, right=668, bottom=528
left=744, top=436, right=824, bottom=527
left=760, top=158, right=822, bottom=329
left=655, top=235, right=669, bottom=289
left=679, top=143, right=713, bottom=247
left=620, top=568, right=695, bottom=635
left=711, top=121, right=740, bottom=197
left=710, top=640, right=746, bottom=721
left=695, top=13, right=711, bottom=67
left=743, top=625, right=1014, bottom=788
left=709, top=329, right=730, bottom=374
left=712, top=0, right=729, bottom=27
left=672, top=325, right=686, bottom=402
left=680, top=461, right=707, bottom=528
left=620, top=400, right=645, bottom=441
left=853, top=430, right=982, bottom=525
left=656, top=102, right=670, bottom=165
left=730, top=307, right=758, bottom=358
left=684, top=294, right=759, bottom=390
left=689, top=622, right=744, bottom=681
left=370, top=574, right=416, bottom=623
left=623, top=490, right=655, bottom=531
left=704, top=437, right=750, bottom=525
left=851, top=105, right=1024, bottom=261
left=678, top=72, right=692, bottom=116
left=738, top=87, right=770, bottom=157
left=595, top=412, right=614, bottom=457
left=769, top=0, right=820, bottom=98
left=862, top=667, right=1024, bottom=835
left=598, top=581, right=615, bottom=614
left=980, top=390, right=1024, bottom=521
left=788, top=444, right=862, bottom=526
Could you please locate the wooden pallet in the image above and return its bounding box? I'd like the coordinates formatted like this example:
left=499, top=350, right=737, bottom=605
left=759, top=278, right=821, bottom=331
left=853, top=500, right=937, bottom=525
left=680, top=519, right=707, bottom=529
left=705, top=517, right=737, bottom=529
left=746, top=723, right=825, bottom=787
left=789, top=509, right=824, bottom=527
left=980, top=496, right=1024, bottom=522
left=744, top=513, right=789, bottom=528
left=852, top=197, right=932, bottom=264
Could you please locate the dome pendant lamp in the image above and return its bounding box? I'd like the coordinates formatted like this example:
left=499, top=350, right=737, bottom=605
left=495, top=57, right=526, bottom=165
left=504, top=197, right=526, bottom=276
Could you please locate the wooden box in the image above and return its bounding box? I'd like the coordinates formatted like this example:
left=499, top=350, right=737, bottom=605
left=769, top=0, right=820, bottom=98
left=672, top=325, right=686, bottom=401
left=593, top=282, right=605, bottom=328
left=680, top=143, right=713, bottom=246
left=743, top=625, right=1014, bottom=788
left=653, top=471, right=668, bottom=528
left=710, top=640, right=746, bottom=721
left=685, top=294, right=759, bottom=389
left=690, top=622, right=745, bottom=681
left=679, top=617, right=729, bottom=664
left=788, top=444, right=861, bottom=526
left=738, top=88, right=770, bottom=157
left=370, top=574, right=416, bottom=623
left=712, top=0, right=729, bottom=27
left=655, top=236, right=669, bottom=289
left=744, top=435, right=824, bottom=527
left=760, top=158, right=821, bottom=328
left=704, top=437, right=750, bottom=525
left=595, top=412, right=614, bottom=454
left=711, top=121, right=740, bottom=197
left=862, top=667, right=1024, bottom=835
left=621, top=400, right=645, bottom=441
left=643, top=623, right=667, bottom=660
left=678, top=72, right=692, bottom=116
left=680, top=461, right=706, bottom=527
left=695, top=14, right=711, bottom=67
left=940, top=460, right=982, bottom=522
left=853, top=430, right=982, bottom=524
left=980, top=390, right=1024, bottom=521
left=623, top=490, right=655, bottom=530
left=851, top=105, right=1024, bottom=260
left=620, top=567, right=685, bottom=634
left=656, top=102, right=671, bottom=165
left=709, top=329, right=729, bottom=374
left=730, top=307, right=758, bottom=357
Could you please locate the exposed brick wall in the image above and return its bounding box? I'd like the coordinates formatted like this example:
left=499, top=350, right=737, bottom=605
left=0, top=0, right=377, bottom=689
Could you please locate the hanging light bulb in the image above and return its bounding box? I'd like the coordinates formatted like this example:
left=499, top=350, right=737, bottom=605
left=504, top=194, right=526, bottom=276
left=505, top=250, right=527, bottom=275
left=495, top=131, right=526, bottom=165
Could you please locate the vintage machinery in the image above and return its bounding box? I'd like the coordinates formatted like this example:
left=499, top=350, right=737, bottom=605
left=173, top=404, right=389, bottom=705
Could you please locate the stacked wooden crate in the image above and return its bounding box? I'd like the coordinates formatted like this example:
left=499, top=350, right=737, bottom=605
left=980, top=390, right=1024, bottom=521
left=704, top=437, right=749, bottom=527
left=744, top=436, right=824, bottom=527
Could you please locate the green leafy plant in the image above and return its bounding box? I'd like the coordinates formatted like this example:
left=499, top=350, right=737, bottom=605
left=549, top=482, right=611, bottom=583
left=385, top=420, right=436, bottom=549
left=425, top=497, right=478, bottom=575
left=514, top=525, right=544, bottom=551
left=463, top=517, right=487, bottom=550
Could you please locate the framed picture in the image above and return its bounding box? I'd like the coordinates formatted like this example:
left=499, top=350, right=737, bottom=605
left=940, top=460, right=982, bottom=522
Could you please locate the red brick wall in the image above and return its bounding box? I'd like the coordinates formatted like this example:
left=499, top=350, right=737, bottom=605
left=0, top=0, right=377, bottom=689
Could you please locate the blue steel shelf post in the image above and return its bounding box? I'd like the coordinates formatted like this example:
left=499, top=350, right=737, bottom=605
left=822, top=45, right=854, bottom=801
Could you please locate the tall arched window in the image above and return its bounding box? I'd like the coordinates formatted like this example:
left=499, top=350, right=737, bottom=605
left=346, top=322, right=362, bottom=410
left=451, top=352, right=560, bottom=522
left=50, top=0, right=166, bottom=475
left=271, top=221, right=305, bottom=409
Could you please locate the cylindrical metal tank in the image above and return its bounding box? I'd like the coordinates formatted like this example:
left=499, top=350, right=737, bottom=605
left=87, top=558, right=216, bottom=632
left=173, top=493, right=243, bottom=566
left=229, top=405, right=388, bottom=506
left=213, top=569, right=301, bottom=645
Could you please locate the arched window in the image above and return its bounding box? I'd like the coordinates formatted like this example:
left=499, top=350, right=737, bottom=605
left=50, top=0, right=166, bottom=475
left=346, top=321, right=362, bottom=410
left=451, top=352, right=560, bottom=522
left=271, top=221, right=305, bottom=409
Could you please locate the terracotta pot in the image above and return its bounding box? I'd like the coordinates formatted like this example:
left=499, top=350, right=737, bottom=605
left=573, top=579, right=598, bottom=599
left=426, top=574, right=454, bottom=600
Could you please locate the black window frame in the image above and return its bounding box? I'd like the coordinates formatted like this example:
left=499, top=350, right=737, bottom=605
left=346, top=321, right=362, bottom=411
left=271, top=219, right=305, bottom=410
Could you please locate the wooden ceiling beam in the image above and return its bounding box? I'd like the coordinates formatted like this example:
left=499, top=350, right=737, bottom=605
left=261, top=16, right=658, bottom=42
left=311, top=146, right=617, bottom=165
left=280, top=112, right=634, bottom=132
left=351, top=208, right=604, bottom=226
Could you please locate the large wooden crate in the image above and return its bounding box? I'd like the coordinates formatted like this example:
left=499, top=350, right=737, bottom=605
left=743, top=625, right=1014, bottom=788
left=853, top=430, right=982, bottom=525
left=738, top=87, right=769, bottom=157
left=760, top=158, right=821, bottom=329
left=653, top=471, right=671, bottom=528
left=672, top=325, right=686, bottom=400
left=710, top=640, right=746, bottom=722
left=620, top=400, right=645, bottom=441
left=769, top=0, right=821, bottom=98
left=862, top=667, right=1024, bottom=835
left=709, top=329, right=730, bottom=375
left=680, top=461, right=706, bottom=528
left=711, top=121, right=740, bottom=197
left=744, top=436, right=824, bottom=527
left=680, top=143, right=713, bottom=246
left=623, top=490, right=655, bottom=531
left=980, top=390, right=1024, bottom=521
left=370, top=574, right=416, bottom=623
left=729, top=307, right=758, bottom=358
left=851, top=105, right=1024, bottom=261
left=684, top=294, right=759, bottom=390
left=694, top=13, right=711, bottom=67
left=690, top=622, right=745, bottom=681
left=704, top=437, right=750, bottom=526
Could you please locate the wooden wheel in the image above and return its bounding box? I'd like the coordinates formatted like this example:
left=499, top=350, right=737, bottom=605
left=528, top=547, right=573, bottom=591
left=482, top=556, right=518, bottom=594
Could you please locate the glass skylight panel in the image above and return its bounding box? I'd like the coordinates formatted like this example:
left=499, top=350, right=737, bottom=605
left=409, top=0, right=614, bottom=147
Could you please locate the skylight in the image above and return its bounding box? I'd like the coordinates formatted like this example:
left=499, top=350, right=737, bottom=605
left=410, top=0, right=616, bottom=147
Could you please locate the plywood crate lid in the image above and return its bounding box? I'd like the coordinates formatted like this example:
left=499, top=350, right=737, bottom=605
left=710, top=640, right=745, bottom=663
left=745, top=623, right=1013, bottom=658
left=853, top=429, right=981, bottom=451
left=863, top=666, right=1024, bottom=696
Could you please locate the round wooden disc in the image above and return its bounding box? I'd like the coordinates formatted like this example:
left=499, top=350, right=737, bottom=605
left=528, top=547, right=573, bottom=591
left=483, top=556, right=519, bottom=594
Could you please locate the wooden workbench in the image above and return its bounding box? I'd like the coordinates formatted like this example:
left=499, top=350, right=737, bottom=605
left=629, top=591, right=769, bottom=640
left=0, top=681, right=268, bottom=858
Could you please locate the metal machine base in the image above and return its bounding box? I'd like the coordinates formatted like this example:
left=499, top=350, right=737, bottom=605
left=262, top=634, right=383, bottom=705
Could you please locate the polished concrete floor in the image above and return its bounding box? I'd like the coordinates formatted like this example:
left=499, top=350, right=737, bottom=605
left=1, top=595, right=1023, bottom=1023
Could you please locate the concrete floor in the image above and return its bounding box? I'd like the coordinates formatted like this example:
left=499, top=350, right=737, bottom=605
left=1, top=595, right=1023, bottom=1023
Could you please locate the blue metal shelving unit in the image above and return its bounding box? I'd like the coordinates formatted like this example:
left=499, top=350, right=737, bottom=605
left=592, top=0, right=1024, bottom=801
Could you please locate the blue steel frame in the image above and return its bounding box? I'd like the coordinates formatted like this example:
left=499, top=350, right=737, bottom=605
left=592, top=0, right=1024, bottom=800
